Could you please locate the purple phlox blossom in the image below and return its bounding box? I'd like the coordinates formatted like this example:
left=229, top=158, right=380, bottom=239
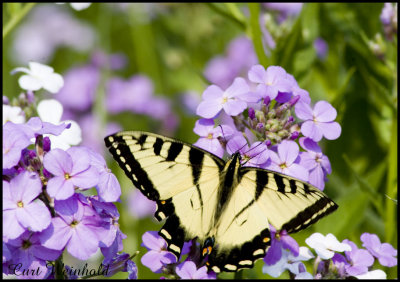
left=380, top=3, right=397, bottom=26
left=91, top=50, right=127, bottom=70
left=295, top=100, right=341, bottom=142
left=181, top=91, right=202, bottom=116
left=175, top=260, right=216, bottom=279
left=342, top=239, right=374, bottom=276
left=39, top=194, right=107, bottom=260
left=12, top=4, right=95, bottom=65
left=360, top=233, right=397, bottom=267
left=263, top=246, right=314, bottom=278
left=264, top=226, right=299, bottom=266
left=266, top=140, right=309, bottom=182
left=248, top=65, right=294, bottom=101
left=89, top=197, right=127, bottom=263
left=140, top=231, right=177, bottom=273
left=106, top=75, right=154, bottom=114
left=204, top=36, right=257, bottom=89
left=55, top=65, right=100, bottom=112
left=3, top=172, right=51, bottom=239
left=128, top=190, right=156, bottom=219
left=3, top=122, right=31, bottom=169
left=87, top=148, right=121, bottom=202
left=13, top=116, right=70, bottom=140
left=226, top=134, right=270, bottom=168
left=43, top=147, right=99, bottom=200
left=314, top=37, right=328, bottom=60
left=305, top=233, right=351, bottom=260
left=264, top=3, right=303, bottom=22
left=285, top=73, right=311, bottom=105
left=193, top=118, right=235, bottom=158
left=103, top=252, right=137, bottom=279
left=5, top=231, right=62, bottom=279
left=298, top=137, right=331, bottom=191
left=196, top=77, right=258, bottom=119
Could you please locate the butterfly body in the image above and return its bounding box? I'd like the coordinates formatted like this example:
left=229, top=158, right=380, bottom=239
left=105, top=131, right=338, bottom=273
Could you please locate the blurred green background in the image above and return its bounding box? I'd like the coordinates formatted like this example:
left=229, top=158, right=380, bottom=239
left=3, top=3, right=397, bottom=279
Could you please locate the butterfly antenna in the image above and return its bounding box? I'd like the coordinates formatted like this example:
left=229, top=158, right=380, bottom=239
left=241, top=141, right=268, bottom=167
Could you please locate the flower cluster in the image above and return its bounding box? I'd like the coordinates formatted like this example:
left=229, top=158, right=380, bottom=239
left=3, top=62, right=136, bottom=279
left=262, top=232, right=397, bottom=279
left=195, top=64, right=340, bottom=191
left=139, top=231, right=216, bottom=279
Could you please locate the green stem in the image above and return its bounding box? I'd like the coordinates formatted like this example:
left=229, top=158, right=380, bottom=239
left=385, top=117, right=397, bottom=244
left=206, top=3, right=245, bottom=29
left=3, top=3, right=36, bottom=39
left=248, top=3, right=268, bottom=67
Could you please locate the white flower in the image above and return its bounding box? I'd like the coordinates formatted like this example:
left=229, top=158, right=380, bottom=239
left=3, top=105, right=25, bottom=124
left=355, top=269, right=387, bottom=279
left=37, top=99, right=81, bottom=150
left=56, top=3, right=92, bottom=11
left=305, top=233, right=351, bottom=260
left=263, top=247, right=314, bottom=278
left=12, top=62, right=64, bottom=93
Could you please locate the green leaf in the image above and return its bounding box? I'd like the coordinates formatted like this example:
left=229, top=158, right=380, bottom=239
left=248, top=3, right=268, bottom=67
left=300, top=3, right=320, bottom=43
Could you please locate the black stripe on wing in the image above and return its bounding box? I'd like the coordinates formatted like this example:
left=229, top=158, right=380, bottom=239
left=207, top=228, right=271, bottom=273
left=105, top=134, right=161, bottom=200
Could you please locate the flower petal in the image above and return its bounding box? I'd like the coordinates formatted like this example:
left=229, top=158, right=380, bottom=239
left=43, top=148, right=73, bottom=176
left=313, top=101, right=337, bottom=122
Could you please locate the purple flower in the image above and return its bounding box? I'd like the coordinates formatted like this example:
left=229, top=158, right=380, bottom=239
left=380, top=3, right=396, bottom=25
left=3, top=122, right=31, bottom=169
left=264, top=226, right=299, bottom=266
left=204, top=36, right=257, bottom=89
left=295, top=100, right=341, bottom=142
left=106, top=75, right=154, bottom=114
left=298, top=137, right=331, bottom=190
left=3, top=172, right=51, bottom=239
left=248, top=65, right=294, bottom=101
left=193, top=119, right=235, bottom=158
left=128, top=190, right=156, bottom=219
left=196, top=77, right=256, bottom=119
left=226, top=135, right=270, bottom=168
left=342, top=239, right=374, bottom=276
left=5, top=231, right=62, bottom=279
left=39, top=194, right=105, bottom=260
left=314, top=37, right=328, bottom=60
left=360, top=233, right=397, bottom=267
left=87, top=148, right=121, bottom=202
left=104, top=253, right=137, bottom=279
left=55, top=65, right=100, bottom=112
left=43, top=147, right=99, bottom=200
left=181, top=91, right=202, bottom=116
left=175, top=260, right=216, bottom=279
left=140, top=231, right=177, bottom=273
left=266, top=140, right=309, bottom=182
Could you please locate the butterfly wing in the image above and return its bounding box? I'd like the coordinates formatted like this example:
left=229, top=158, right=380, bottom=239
left=207, top=168, right=338, bottom=273
left=104, top=131, right=225, bottom=257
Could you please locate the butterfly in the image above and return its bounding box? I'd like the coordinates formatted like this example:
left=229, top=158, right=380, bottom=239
left=104, top=131, right=338, bottom=273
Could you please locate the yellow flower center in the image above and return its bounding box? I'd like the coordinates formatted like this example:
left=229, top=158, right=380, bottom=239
left=64, top=173, right=71, bottom=180
left=17, top=201, right=24, bottom=208
left=207, top=133, right=213, bottom=139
